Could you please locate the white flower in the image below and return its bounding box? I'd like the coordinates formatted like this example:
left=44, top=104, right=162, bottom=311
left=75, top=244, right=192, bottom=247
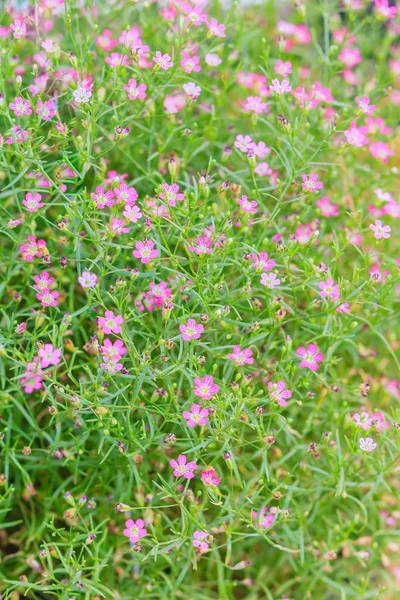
left=73, top=86, right=92, bottom=104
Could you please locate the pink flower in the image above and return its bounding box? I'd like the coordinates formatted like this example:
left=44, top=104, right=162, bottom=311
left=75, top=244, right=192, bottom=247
left=359, top=437, right=377, bottom=452
left=153, top=51, right=174, bottom=70
left=10, top=19, right=26, bottom=39
left=369, top=142, right=394, bottom=163
left=182, top=403, right=209, bottom=427
left=238, top=195, right=258, bottom=214
left=91, top=186, right=115, bottom=209
left=274, top=60, right=292, bottom=77
left=316, top=196, right=339, bottom=218
left=181, top=53, right=201, bottom=74
left=96, top=29, right=118, bottom=51
left=20, top=236, right=47, bottom=262
left=170, top=454, right=197, bottom=479
left=201, top=468, right=221, bottom=486
left=356, top=96, right=376, bottom=115
left=113, top=184, right=138, bottom=206
left=41, top=39, right=55, bottom=53
left=337, top=302, right=350, bottom=314
left=159, top=183, right=184, bottom=206
left=97, top=311, right=124, bottom=334
left=261, top=273, right=280, bottom=288
left=251, top=252, right=276, bottom=271
left=73, top=85, right=92, bottom=104
left=21, top=372, right=43, bottom=394
left=302, top=173, right=323, bottom=193
left=33, top=272, right=54, bottom=293
left=36, top=289, right=60, bottom=307
left=78, top=271, right=98, bottom=289
left=183, top=82, right=201, bottom=99
left=252, top=507, right=275, bottom=529
left=270, top=78, right=292, bottom=94
left=101, top=338, right=127, bottom=359
left=123, top=519, right=147, bottom=543
left=370, top=220, right=391, bottom=239
left=108, top=218, right=130, bottom=235
left=193, top=530, right=212, bottom=552
left=234, top=135, right=253, bottom=153
left=123, top=79, right=147, bottom=100
left=227, top=345, right=254, bottom=366
left=344, top=125, right=368, bottom=147
left=185, top=6, right=207, bottom=25
left=148, top=281, right=172, bottom=306
left=318, top=278, right=340, bottom=302
left=243, top=96, right=266, bottom=115
left=250, top=141, right=270, bottom=159
left=9, top=97, right=32, bottom=116
left=101, top=357, right=123, bottom=374
left=268, top=381, right=292, bottom=406
left=374, top=0, right=397, bottom=18
left=188, top=236, right=213, bottom=255
left=179, top=319, right=204, bottom=341
left=22, top=192, right=44, bottom=212
left=353, top=412, right=374, bottom=431
left=38, top=344, right=62, bottom=368
left=206, top=18, right=226, bottom=37
left=339, top=47, right=361, bottom=68
left=36, top=99, right=56, bottom=121
left=132, top=239, right=159, bottom=263
left=194, top=375, right=219, bottom=400
left=123, top=204, right=142, bottom=222
left=296, top=344, right=324, bottom=372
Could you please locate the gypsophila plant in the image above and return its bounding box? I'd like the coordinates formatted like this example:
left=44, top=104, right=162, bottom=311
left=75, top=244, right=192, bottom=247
left=0, top=0, right=399, bottom=598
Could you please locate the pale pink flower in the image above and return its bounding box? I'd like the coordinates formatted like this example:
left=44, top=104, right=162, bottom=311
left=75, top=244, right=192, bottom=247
left=10, top=19, right=26, bottom=39
left=316, top=196, right=339, bottom=218
left=101, top=357, right=123, bottom=374
left=193, top=530, right=212, bottom=552
left=261, top=273, right=280, bottom=289
left=108, top=218, right=130, bottom=235
left=123, top=519, right=147, bottom=543
left=243, top=96, right=266, bottom=114
left=97, top=311, right=124, bottom=334
left=33, top=272, right=54, bottom=292
left=369, top=142, right=394, bottom=163
left=123, top=204, right=142, bottom=223
left=41, top=39, right=55, bottom=53
left=337, top=302, right=350, bottom=314
left=101, top=339, right=127, bottom=359
left=182, top=403, right=209, bottom=427
left=36, top=289, right=60, bottom=307
left=251, top=252, right=276, bottom=271
left=183, top=82, right=201, bottom=99
left=170, top=454, right=197, bottom=479
left=234, top=135, right=253, bottom=153
left=36, top=99, right=56, bottom=121
left=73, top=85, right=92, bottom=104
left=194, top=375, right=219, bottom=400
left=9, top=97, right=32, bottom=116
left=270, top=78, right=292, bottom=94
left=252, top=507, right=275, bottom=529
left=153, top=51, right=174, bottom=70
left=159, top=183, right=184, bottom=206
left=91, top=186, right=115, bottom=209
left=132, top=240, right=159, bottom=263
left=296, top=343, right=324, bottom=372
left=181, top=53, right=201, bottom=74
left=359, top=437, right=377, bottom=452
left=185, top=5, right=207, bottom=25
left=206, top=18, right=226, bottom=37
left=344, top=125, right=368, bottom=147
left=370, top=220, right=391, bottom=239
left=78, top=271, right=98, bottom=289
left=227, top=345, right=254, bottom=366
left=374, top=0, right=397, bottom=19
left=188, top=236, right=213, bottom=255
left=179, top=319, right=204, bottom=341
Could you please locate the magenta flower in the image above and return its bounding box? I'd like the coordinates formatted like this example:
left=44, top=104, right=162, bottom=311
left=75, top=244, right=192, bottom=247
left=36, top=99, right=56, bottom=121
left=170, top=454, right=197, bottom=479
left=237, top=195, right=258, bottom=214
left=318, top=278, right=340, bottom=302
left=123, top=79, right=147, bottom=100
left=181, top=53, right=201, bottom=74
left=206, top=18, right=226, bottom=37
left=114, top=184, right=138, bottom=205
left=132, top=240, right=159, bottom=263
left=10, top=19, right=26, bottom=39
left=301, top=173, right=323, bottom=193
left=21, top=372, right=43, bottom=394
left=344, top=125, right=368, bottom=147
left=159, top=183, right=184, bottom=207
left=296, top=343, right=324, bottom=372
left=38, top=344, right=62, bottom=368
left=91, top=186, right=115, bottom=209
left=201, top=468, right=221, bottom=486
left=252, top=507, right=275, bottom=529
left=182, top=404, right=209, bottom=427
left=251, top=252, right=276, bottom=272
left=370, top=220, right=391, bottom=239
left=356, top=96, right=376, bottom=115
left=194, top=375, right=219, bottom=400
left=123, top=518, right=147, bottom=543
left=101, top=357, right=123, bottom=374
left=188, top=236, right=213, bottom=255
left=97, top=310, right=124, bottom=334
left=316, top=196, right=339, bottom=218
left=261, top=272, right=280, bottom=289
left=78, top=271, right=98, bottom=289
left=108, top=218, right=130, bottom=235
left=268, top=381, right=292, bottom=406
left=36, top=289, right=60, bottom=307
left=20, top=236, right=47, bottom=262
left=274, top=60, right=292, bottom=77
left=179, top=319, right=204, bottom=341
left=22, top=192, right=44, bottom=212
left=227, top=345, right=254, bottom=366
left=101, top=339, right=127, bottom=359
